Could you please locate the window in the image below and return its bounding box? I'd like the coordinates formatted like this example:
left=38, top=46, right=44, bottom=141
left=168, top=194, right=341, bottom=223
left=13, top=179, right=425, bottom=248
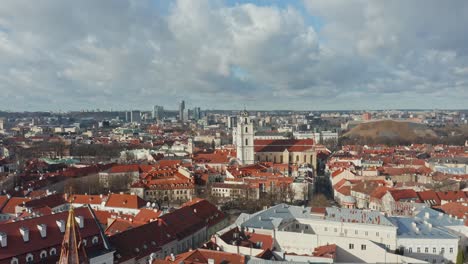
left=324, top=227, right=328, bottom=231
left=25, top=254, right=33, bottom=263
left=40, top=250, right=47, bottom=259
left=450, top=248, right=454, bottom=253
left=334, top=228, right=337, bottom=232
left=433, top=247, right=436, bottom=253
left=244, top=118, right=248, bottom=123
left=361, top=244, right=366, bottom=250
left=441, top=247, right=445, bottom=253
left=92, top=236, right=99, bottom=245
left=296, top=224, right=299, bottom=228
left=355, top=230, right=358, bottom=235
left=425, top=247, right=429, bottom=253
left=417, top=247, right=421, bottom=253
left=376, top=232, right=379, bottom=237
left=408, top=248, right=412, bottom=253
left=349, top=244, right=354, bottom=249
left=245, top=127, right=248, bottom=133
left=245, top=139, right=248, bottom=146
left=50, top=248, right=57, bottom=256
left=365, top=231, right=368, bottom=236
left=11, top=258, right=19, bottom=264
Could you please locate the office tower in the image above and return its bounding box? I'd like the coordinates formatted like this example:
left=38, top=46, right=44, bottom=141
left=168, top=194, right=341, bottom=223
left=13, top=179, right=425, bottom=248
left=131, top=110, right=141, bottom=123
left=179, top=100, right=185, bottom=122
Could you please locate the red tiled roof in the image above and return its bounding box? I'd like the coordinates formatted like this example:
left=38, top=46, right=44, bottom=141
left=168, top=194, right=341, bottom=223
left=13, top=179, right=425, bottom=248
left=388, top=189, right=418, bottom=201
left=110, top=220, right=176, bottom=262
left=313, top=244, right=337, bottom=259
left=0, top=207, right=103, bottom=261
left=436, top=191, right=467, bottom=202
left=181, top=199, right=225, bottom=228
left=23, top=193, right=67, bottom=209
left=105, top=194, right=147, bottom=209
left=105, top=218, right=144, bottom=236
left=254, top=139, right=314, bottom=153
left=154, top=249, right=246, bottom=264
left=0, top=197, right=31, bottom=214
left=134, top=208, right=162, bottom=223
left=69, top=194, right=106, bottom=205
left=370, top=186, right=390, bottom=199
left=417, top=190, right=441, bottom=205
left=0, top=195, right=9, bottom=211
left=336, top=186, right=351, bottom=196
left=109, top=164, right=140, bottom=174
left=159, top=206, right=206, bottom=239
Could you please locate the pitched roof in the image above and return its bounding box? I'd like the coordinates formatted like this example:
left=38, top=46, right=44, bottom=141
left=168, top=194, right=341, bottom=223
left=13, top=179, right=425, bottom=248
left=388, top=189, right=418, bottom=201
left=180, top=199, right=225, bottom=228
left=154, top=249, right=246, bottom=264
left=313, top=244, right=337, bottom=259
left=417, top=190, right=441, bottom=205
left=0, top=197, right=31, bottom=214
left=0, top=207, right=102, bottom=261
left=254, top=139, right=314, bottom=153
left=110, top=220, right=176, bottom=262
left=105, top=194, right=147, bottom=209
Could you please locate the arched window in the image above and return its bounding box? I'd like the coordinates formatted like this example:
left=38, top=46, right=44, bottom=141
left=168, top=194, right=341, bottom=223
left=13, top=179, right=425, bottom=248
left=304, top=155, right=307, bottom=162
left=244, top=118, right=248, bottom=123
left=92, top=236, right=99, bottom=245
left=25, top=253, right=33, bottom=263
left=40, top=250, right=47, bottom=259
left=10, top=258, right=19, bottom=264
left=245, top=126, right=248, bottom=133
left=50, top=248, right=57, bottom=256
left=245, top=139, right=248, bottom=146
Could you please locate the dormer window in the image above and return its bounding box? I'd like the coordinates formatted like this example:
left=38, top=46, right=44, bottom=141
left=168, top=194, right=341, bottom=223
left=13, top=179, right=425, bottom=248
left=25, top=253, right=33, bottom=263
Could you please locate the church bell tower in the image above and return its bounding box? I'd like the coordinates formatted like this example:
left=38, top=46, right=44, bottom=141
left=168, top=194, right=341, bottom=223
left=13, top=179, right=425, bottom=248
left=235, top=110, right=255, bottom=165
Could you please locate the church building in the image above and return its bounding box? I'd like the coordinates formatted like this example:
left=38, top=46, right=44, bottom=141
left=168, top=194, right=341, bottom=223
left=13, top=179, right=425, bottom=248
left=234, top=110, right=318, bottom=170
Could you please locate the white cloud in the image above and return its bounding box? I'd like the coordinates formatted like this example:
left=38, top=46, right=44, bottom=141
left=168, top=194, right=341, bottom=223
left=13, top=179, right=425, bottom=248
left=0, top=0, right=466, bottom=110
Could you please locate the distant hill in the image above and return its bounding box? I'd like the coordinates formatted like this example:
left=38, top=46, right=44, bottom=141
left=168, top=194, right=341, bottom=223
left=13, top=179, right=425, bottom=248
left=342, top=120, right=438, bottom=142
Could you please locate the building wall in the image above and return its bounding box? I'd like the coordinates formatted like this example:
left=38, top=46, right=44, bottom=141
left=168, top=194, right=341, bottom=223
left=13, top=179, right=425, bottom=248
left=235, top=115, right=255, bottom=165
left=396, top=237, right=458, bottom=263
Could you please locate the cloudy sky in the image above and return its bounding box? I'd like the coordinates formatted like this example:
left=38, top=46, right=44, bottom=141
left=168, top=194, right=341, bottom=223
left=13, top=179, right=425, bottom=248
left=0, top=0, right=467, bottom=111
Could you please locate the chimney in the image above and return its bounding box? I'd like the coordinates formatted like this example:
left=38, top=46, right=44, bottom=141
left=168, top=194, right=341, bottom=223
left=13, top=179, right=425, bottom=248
left=37, top=224, right=47, bottom=238
left=19, top=227, right=29, bottom=242
left=0, top=232, right=6, bottom=247
left=56, top=220, right=66, bottom=233
left=75, top=216, right=84, bottom=228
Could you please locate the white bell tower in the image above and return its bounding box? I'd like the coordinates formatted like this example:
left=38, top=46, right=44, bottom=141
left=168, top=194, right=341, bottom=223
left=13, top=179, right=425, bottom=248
left=235, top=110, right=255, bottom=165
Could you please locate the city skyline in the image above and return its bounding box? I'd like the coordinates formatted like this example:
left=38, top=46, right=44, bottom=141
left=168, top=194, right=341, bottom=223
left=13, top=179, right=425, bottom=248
left=1, top=1, right=468, bottom=110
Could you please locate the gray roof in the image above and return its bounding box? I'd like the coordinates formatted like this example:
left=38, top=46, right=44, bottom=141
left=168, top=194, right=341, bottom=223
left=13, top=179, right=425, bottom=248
left=325, top=207, right=394, bottom=227
left=415, top=207, right=465, bottom=227
left=390, top=216, right=458, bottom=239
left=239, top=204, right=315, bottom=230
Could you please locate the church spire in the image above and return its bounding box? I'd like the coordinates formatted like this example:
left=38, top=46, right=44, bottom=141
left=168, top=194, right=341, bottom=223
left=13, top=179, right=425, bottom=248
left=58, top=207, right=88, bottom=264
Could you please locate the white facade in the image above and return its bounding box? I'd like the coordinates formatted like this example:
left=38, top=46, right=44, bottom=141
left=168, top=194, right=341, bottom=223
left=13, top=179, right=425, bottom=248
left=235, top=111, right=255, bottom=165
